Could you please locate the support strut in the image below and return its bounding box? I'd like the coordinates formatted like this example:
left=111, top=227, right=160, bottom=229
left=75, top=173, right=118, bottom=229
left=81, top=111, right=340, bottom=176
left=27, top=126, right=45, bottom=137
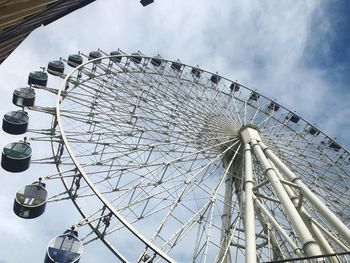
left=240, top=127, right=323, bottom=259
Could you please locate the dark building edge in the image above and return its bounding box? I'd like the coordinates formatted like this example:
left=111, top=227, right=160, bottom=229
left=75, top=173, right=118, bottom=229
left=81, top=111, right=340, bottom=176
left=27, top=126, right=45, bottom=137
left=0, top=0, right=96, bottom=65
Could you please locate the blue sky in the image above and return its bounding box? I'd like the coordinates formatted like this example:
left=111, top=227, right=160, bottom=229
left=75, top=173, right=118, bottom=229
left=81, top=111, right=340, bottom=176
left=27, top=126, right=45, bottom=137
left=301, top=0, right=350, bottom=145
left=0, top=0, right=349, bottom=262
left=304, top=0, right=350, bottom=73
left=302, top=0, right=350, bottom=95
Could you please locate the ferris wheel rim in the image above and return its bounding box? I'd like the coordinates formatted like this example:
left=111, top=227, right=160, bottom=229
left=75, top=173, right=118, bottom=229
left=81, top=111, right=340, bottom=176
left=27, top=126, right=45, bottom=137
left=50, top=52, right=350, bottom=262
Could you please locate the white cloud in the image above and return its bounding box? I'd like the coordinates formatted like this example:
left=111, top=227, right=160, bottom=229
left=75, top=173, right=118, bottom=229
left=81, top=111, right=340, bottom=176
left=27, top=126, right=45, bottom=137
left=0, top=0, right=349, bottom=262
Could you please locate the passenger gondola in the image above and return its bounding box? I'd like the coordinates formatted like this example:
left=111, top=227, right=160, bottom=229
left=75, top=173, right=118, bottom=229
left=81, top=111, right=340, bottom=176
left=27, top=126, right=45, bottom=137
left=13, top=181, right=48, bottom=219
left=44, top=230, right=83, bottom=263
left=1, top=141, right=32, bottom=172
left=2, top=110, right=29, bottom=134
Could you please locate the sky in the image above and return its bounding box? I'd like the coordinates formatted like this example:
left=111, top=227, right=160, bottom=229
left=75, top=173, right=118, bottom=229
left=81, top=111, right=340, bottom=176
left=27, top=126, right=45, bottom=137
left=0, top=0, right=349, bottom=262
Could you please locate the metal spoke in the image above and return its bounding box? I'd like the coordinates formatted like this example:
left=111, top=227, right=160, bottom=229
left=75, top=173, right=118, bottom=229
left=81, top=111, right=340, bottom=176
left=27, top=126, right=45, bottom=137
left=15, top=53, right=350, bottom=263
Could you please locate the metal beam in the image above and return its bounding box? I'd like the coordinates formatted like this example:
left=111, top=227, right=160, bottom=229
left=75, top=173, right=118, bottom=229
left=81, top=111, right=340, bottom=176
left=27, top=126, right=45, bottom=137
left=260, top=141, right=350, bottom=245
left=243, top=143, right=257, bottom=263
left=240, top=127, right=323, bottom=258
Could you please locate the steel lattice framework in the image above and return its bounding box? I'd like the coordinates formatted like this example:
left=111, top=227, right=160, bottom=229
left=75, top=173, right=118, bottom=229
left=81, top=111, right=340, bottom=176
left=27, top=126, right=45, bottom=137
left=16, top=51, right=350, bottom=263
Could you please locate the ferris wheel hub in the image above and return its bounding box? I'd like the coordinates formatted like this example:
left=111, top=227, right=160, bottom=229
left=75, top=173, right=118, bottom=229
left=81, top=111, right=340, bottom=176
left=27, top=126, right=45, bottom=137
left=239, top=124, right=261, bottom=144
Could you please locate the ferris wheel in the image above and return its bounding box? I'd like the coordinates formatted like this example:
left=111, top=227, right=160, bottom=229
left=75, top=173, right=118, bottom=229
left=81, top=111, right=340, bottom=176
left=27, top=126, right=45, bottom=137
left=2, top=50, right=350, bottom=263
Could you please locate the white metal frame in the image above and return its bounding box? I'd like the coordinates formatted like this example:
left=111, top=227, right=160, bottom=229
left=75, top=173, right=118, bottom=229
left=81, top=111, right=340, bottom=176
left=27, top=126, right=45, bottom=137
left=23, top=53, right=350, bottom=262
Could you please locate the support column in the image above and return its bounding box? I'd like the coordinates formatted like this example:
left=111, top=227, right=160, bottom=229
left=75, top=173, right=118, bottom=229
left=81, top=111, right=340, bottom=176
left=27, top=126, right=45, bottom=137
left=260, top=141, right=350, bottom=245
left=243, top=143, right=257, bottom=263
left=269, top=160, right=339, bottom=263
left=253, top=196, right=304, bottom=257
left=240, top=127, right=323, bottom=258
left=218, top=159, right=234, bottom=263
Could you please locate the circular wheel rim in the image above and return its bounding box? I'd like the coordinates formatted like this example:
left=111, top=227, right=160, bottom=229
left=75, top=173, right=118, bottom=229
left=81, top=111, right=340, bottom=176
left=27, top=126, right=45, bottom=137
left=51, top=53, right=350, bottom=262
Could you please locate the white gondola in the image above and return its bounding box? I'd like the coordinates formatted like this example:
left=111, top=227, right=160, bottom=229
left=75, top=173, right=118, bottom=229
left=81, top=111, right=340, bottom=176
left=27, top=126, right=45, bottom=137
left=2, top=110, right=29, bottom=134
left=44, top=230, right=83, bottom=263
left=1, top=141, right=32, bottom=172
left=110, top=51, right=122, bottom=63
left=150, top=56, right=162, bottom=67
left=130, top=52, right=142, bottom=64
left=48, top=60, right=65, bottom=76
left=67, top=54, right=83, bottom=68
left=13, top=181, right=48, bottom=219
left=12, top=87, right=36, bottom=107
left=28, top=71, right=48, bottom=86
left=88, top=51, right=102, bottom=64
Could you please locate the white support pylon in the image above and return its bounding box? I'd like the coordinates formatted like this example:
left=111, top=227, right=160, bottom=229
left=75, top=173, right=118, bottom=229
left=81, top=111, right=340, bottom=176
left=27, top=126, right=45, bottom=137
left=269, top=160, right=339, bottom=263
left=240, top=126, right=323, bottom=259
left=218, top=152, right=238, bottom=263
left=259, top=141, right=350, bottom=245
left=253, top=196, right=305, bottom=258
left=243, top=143, right=257, bottom=263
